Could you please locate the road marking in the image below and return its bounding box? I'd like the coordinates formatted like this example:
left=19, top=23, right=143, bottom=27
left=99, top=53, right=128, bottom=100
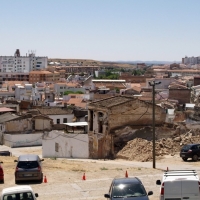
left=71, top=183, right=82, bottom=191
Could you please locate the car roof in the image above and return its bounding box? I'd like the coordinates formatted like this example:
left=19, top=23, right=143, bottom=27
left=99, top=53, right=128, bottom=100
left=2, top=186, right=33, bottom=194
left=184, top=144, right=200, bottom=146
left=113, top=177, right=141, bottom=184
left=18, top=154, right=40, bottom=161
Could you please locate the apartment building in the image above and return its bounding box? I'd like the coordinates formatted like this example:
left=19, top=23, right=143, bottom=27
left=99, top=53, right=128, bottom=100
left=182, top=56, right=200, bottom=65
left=29, top=70, right=60, bottom=83
left=0, top=49, right=48, bottom=87
left=0, top=49, right=47, bottom=73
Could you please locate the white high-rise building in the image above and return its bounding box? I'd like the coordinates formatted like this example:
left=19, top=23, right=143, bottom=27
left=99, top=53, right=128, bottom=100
left=0, top=49, right=48, bottom=73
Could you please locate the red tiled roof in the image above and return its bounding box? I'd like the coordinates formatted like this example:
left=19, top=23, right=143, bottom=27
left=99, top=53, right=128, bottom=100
left=0, top=107, right=15, bottom=112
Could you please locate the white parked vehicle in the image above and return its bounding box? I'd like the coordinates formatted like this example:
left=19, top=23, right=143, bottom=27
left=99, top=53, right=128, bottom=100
left=156, top=170, right=200, bottom=200
left=1, top=185, right=38, bottom=200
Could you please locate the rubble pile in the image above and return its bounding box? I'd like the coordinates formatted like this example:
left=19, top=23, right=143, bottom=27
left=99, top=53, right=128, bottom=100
left=116, top=133, right=200, bottom=162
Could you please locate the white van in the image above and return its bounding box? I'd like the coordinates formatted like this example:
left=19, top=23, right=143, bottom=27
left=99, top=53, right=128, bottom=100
left=1, top=185, right=38, bottom=200
left=156, top=170, right=200, bottom=200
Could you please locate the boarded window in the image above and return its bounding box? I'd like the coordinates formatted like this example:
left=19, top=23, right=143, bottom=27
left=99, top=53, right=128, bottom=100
left=55, top=143, right=59, bottom=152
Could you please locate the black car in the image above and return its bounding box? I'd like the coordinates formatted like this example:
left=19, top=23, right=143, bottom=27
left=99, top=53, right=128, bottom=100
left=104, top=177, right=153, bottom=200
left=180, top=144, right=200, bottom=161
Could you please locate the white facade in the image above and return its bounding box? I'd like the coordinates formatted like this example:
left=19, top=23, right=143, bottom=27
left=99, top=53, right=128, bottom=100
left=42, top=131, right=89, bottom=158
left=0, top=49, right=47, bottom=73
left=4, top=133, right=43, bottom=148
left=48, top=114, right=74, bottom=124
left=54, top=83, right=86, bottom=96
left=15, top=84, right=33, bottom=100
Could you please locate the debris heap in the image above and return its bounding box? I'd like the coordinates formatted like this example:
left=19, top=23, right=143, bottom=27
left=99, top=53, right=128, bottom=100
left=116, top=134, right=200, bottom=162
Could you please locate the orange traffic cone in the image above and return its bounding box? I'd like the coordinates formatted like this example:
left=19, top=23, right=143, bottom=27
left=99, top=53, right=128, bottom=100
left=44, top=175, right=47, bottom=183
left=82, top=173, right=86, bottom=180
left=125, top=170, right=128, bottom=178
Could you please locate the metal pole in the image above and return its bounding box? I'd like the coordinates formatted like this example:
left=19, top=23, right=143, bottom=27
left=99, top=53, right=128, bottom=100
left=152, top=82, right=156, bottom=169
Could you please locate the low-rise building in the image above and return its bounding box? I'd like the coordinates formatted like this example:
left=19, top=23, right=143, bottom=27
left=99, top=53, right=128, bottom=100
left=36, top=107, right=74, bottom=129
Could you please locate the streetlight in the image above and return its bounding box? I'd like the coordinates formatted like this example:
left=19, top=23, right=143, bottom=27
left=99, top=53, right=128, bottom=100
left=149, top=80, right=161, bottom=169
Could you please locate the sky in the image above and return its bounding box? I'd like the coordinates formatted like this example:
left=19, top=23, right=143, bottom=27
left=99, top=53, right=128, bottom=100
left=0, top=0, right=200, bottom=62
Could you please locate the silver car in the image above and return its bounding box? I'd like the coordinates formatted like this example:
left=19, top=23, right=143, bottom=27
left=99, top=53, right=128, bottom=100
left=14, top=154, right=44, bottom=184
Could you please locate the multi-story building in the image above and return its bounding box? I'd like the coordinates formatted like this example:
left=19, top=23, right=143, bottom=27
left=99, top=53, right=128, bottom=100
left=29, top=70, right=60, bottom=83
left=0, top=49, right=47, bottom=73
left=182, top=56, right=200, bottom=65
left=0, top=49, right=48, bottom=87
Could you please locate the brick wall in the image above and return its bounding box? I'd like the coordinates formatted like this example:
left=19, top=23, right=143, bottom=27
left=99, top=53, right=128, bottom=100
left=169, top=89, right=191, bottom=104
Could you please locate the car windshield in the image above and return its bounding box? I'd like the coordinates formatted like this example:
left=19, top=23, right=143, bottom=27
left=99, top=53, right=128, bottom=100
left=17, top=161, right=39, bottom=169
left=112, top=183, right=147, bottom=198
left=3, top=192, right=34, bottom=200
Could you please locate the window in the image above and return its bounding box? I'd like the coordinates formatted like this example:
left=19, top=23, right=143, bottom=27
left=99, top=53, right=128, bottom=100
left=55, top=142, right=59, bottom=152
left=63, top=118, right=67, bottom=123
left=57, top=119, right=60, bottom=124
left=89, top=110, right=93, bottom=131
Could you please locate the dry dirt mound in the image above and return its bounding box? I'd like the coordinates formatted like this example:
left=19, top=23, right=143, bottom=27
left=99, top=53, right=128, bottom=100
left=116, top=134, right=200, bottom=162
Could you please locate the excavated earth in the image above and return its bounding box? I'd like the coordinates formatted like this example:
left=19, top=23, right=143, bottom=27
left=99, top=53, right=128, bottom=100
left=116, top=132, right=200, bottom=162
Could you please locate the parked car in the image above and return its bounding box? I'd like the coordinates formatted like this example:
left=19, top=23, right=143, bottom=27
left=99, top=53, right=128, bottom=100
left=0, top=161, right=4, bottom=183
left=1, top=185, right=38, bottom=200
left=0, top=151, right=11, bottom=156
left=156, top=170, right=200, bottom=200
left=180, top=143, right=200, bottom=161
left=104, top=177, right=153, bottom=200
left=14, top=154, right=44, bottom=184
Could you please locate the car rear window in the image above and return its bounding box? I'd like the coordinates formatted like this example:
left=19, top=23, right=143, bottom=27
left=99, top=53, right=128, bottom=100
left=17, top=161, right=39, bottom=169
left=182, top=145, right=193, bottom=150
left=112, top=183, right=146, bottom=198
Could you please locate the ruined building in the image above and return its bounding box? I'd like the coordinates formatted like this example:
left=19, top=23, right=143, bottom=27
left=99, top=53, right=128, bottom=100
left=88, top=95, right=166, bottom=159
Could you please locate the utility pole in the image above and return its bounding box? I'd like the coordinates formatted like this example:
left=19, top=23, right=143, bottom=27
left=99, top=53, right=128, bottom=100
left=149, top=80, right=161, bottom=169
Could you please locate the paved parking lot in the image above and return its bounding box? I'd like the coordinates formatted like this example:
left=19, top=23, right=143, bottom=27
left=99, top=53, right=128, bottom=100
left=1, top=146, right=200, bottom=199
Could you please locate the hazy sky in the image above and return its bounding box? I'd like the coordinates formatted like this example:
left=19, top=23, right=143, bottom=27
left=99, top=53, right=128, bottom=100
left=1, top=0, right=200, bottom=62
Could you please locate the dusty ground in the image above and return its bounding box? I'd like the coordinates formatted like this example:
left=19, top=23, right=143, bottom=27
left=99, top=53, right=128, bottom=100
left=1, top=147, right=200, bottom=200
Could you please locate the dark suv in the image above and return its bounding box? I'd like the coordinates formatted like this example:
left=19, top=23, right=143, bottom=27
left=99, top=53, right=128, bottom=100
left=180, top=144, right=200, bottom=161
left=14, top=154, right=44, bottom=184
left=104, top=177, right=153, bottom=200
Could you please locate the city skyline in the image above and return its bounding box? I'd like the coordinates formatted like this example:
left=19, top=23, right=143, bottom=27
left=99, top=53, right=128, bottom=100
left=1, top=0, right=200, bottom=62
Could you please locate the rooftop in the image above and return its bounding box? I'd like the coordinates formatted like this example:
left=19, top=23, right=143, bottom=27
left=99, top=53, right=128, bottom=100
left=88, top=96, right=135, bottom=108
left=0, top=112, right=20, bottom=123
left=37, top=107, right=73, bottom=115
left=0, top=107, right=16, bottom=113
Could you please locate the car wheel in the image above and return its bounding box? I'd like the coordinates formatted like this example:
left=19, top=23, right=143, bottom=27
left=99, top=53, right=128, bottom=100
left=182, top=157, right=188, bottom=161
left=192, top=154, right=198, bottom=161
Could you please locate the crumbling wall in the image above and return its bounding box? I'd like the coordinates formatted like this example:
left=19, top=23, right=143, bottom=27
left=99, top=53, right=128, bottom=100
left=109, top=100, right=166, bottom=129
left=5, top=119, right=32, bottom=133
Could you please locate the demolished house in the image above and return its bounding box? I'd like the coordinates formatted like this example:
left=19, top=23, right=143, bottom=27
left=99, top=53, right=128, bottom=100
left=87, top=95, right=166, bottom=159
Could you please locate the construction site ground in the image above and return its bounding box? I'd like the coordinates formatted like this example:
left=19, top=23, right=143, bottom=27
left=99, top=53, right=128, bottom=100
left=1, top=146, right=200, bottom=200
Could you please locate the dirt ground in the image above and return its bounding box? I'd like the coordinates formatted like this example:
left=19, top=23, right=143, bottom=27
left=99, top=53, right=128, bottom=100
left=1, top=147, right=200, bottom=200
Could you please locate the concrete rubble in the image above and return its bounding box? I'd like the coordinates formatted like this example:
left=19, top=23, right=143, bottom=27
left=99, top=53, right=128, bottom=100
left=116, top=130, right=200, bottom=162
